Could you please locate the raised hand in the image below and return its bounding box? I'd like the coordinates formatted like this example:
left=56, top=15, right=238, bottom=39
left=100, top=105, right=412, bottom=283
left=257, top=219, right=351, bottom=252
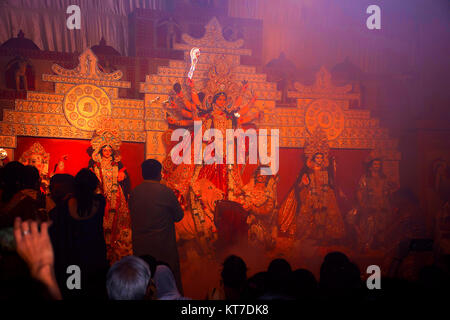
left=14, top=218, right=54, bottom=276
left=186, top=78, right=195, bottom=88
left=13, top=217, right=62, bottom=299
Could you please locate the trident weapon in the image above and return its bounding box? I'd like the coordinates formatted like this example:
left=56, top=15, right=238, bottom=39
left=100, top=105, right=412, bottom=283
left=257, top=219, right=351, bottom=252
left=188, top=47, right=200, bottom=79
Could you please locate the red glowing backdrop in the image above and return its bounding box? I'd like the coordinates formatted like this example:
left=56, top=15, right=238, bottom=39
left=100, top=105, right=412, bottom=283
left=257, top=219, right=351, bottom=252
left=14, top=137, right=369, bottom=203
left=14, top=137, right=145, bottom=189
left=277, top=148, right=371, bottom=205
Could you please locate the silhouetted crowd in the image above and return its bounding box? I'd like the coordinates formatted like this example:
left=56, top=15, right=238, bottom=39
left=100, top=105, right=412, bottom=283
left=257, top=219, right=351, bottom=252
left=0, top=161, right=449, bottom=301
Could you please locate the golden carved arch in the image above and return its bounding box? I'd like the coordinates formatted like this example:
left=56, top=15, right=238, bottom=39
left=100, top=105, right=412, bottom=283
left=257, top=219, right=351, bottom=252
left=305, top=99, right=345, bottom=140
left=0, top=48, right=145, bottom=160
left=278, top=66, right=402, bottom=183
left=181, top=17, right=245, bottom=50
left=138, top=18, right=400, bottom=184
left=0, top=17, right=401, bottom=187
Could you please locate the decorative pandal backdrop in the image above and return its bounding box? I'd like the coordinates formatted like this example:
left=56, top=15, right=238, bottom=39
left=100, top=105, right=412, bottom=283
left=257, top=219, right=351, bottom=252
left=140, top=17, right=400, bottom=188
left=0, top=48, right=146, bottom=143
left=0, top=47, right=147, bottom=183
left=0, top=16, right=400, bottom=202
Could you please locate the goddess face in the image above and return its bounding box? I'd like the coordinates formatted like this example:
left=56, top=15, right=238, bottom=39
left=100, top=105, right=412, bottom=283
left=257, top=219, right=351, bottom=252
left=30, top=154, right=43, bottom=172
left=215, top=94, right=227, bottom=108
left=256, top=174, right=268, bottom=185
left=313, top=153, right=324, bottom=166
left=370, top=160, right=382, bottom=173
left=102, top=146, right=113, bottom=159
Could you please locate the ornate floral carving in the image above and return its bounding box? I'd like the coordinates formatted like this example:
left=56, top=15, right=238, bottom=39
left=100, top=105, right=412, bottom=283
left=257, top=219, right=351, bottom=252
left=202, top=55, right=241, bottom=102
left=62, top=84, right=111, bottom=131
left=43, top=49, right=130, bottom=88
left=0, top=135, right=16, bottom=148
left=305, top=99, right=345, bottom=140
left=294, top=66, right=352, bottom=95
left=181, top=17, right=244, bottom=50
left=51, top=49, right=123, bottom=81
left=0, top=48, right=146, bottom=142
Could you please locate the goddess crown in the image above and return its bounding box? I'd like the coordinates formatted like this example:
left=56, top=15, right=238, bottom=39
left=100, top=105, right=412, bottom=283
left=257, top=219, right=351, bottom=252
left=304, top=128, right=330, bottom=168
left=90, top=128, right=122, bottom=162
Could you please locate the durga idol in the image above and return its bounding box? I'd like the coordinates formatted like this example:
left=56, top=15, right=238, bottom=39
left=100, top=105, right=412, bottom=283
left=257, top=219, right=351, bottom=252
left=89, top=129, right=133, bottom=263
left=278, top=129, right=345, bottom=243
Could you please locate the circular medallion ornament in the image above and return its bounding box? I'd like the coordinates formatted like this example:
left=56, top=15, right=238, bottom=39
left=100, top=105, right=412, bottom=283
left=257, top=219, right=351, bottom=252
left=63, top=84, right=111, bottom=131
left=305, top=99, right=345, bottom=140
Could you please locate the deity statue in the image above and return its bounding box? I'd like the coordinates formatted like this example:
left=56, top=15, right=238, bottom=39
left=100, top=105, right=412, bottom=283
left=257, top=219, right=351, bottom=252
left=239, top=167, right=278, bottom=249
left=355, top=157, right=396, bottom=250
left=89, top=129, right=133, bottom=263
left=0, top=148, right=7, bottom=167
left=19, top=142, right=50, bottom=192
left=19, top=142, right=68, bottom=194
left=278, top=130, right=345, bottom=242
left=162, top=57, right=260, bottom=253
left=6, top=56, right=31, bottom=91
